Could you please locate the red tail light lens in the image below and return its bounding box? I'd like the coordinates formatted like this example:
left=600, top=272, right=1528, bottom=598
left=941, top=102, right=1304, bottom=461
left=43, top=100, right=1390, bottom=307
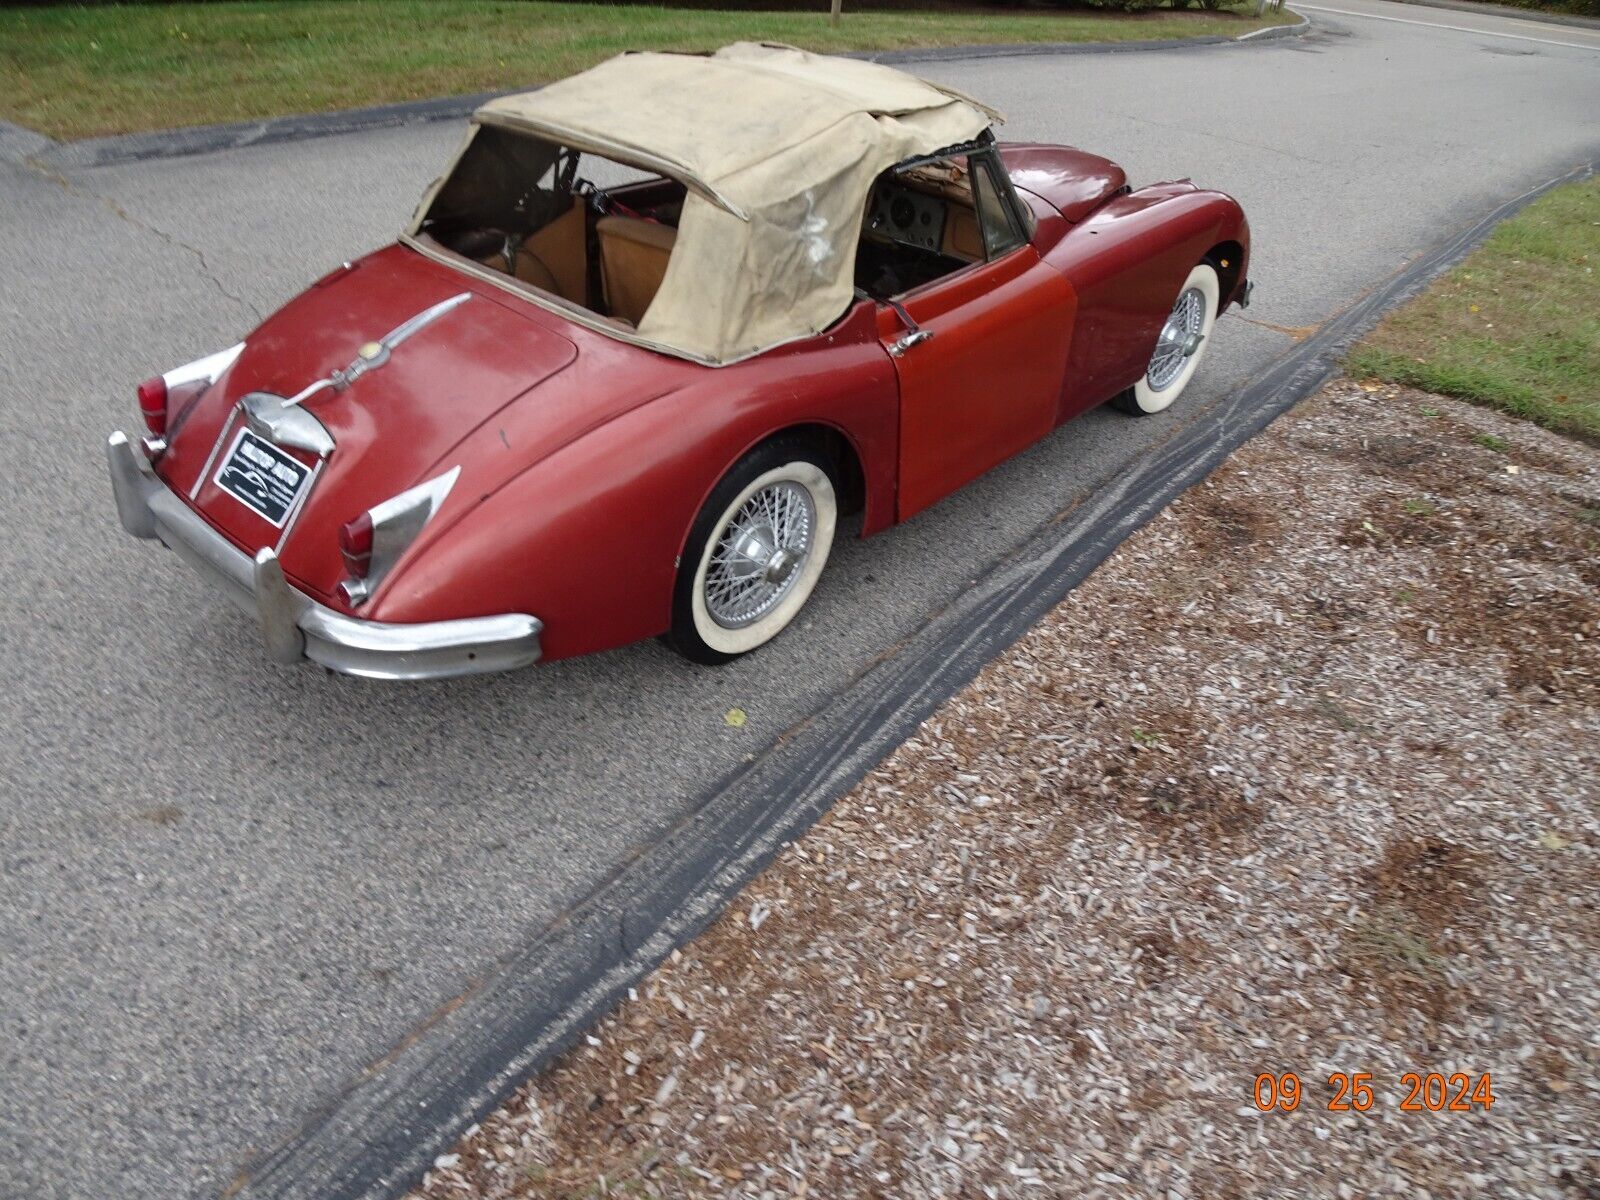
left=330, top=469, right=459, bottom=610
left=339, top=513, right=374, bottom=578
left=137, top=376, right=168, bottom=436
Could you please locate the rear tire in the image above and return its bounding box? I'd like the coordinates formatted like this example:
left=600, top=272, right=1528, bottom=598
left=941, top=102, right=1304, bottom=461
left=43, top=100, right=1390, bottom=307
left=1111, top=261, right=1221, bottom=416
left=667, top=438, right=838, bottom=665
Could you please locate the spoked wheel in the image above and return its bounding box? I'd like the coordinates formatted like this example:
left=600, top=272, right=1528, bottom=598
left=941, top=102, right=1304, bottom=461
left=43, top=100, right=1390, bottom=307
left=1112, top=261, right=1221, bottom=416
left=669, top=439, right=838, bottom=664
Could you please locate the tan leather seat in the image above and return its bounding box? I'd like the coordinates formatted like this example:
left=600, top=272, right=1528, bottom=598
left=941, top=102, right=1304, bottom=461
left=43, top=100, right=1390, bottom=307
left=596, top=215, right=678, bottom=325
left=474, top=244, right=557, bottom=289
left=515, top=248, right=561, bottom=291
left=470, top=202, right=590, bottom=303
left=943, top=205, right=983, bottom=262
left=521, top=202, right=588, bottom=303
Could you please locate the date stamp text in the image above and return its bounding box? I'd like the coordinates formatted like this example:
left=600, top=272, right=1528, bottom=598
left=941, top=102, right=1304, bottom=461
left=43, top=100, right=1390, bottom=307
left=1252, top=1072, right=1496, bottom=1113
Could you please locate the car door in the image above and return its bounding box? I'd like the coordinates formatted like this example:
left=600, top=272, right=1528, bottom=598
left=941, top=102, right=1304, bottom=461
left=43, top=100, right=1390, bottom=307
left=880, top=150, right=1076, bottom=522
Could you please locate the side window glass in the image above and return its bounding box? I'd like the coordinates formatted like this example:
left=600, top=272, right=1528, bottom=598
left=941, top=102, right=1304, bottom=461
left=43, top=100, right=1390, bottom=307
left=972, top=155, right=1024, bottom=258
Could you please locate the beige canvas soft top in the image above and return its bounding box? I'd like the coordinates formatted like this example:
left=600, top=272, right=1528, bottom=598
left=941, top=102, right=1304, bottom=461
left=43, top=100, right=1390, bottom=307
left=405, top=43, right=999, bottom=365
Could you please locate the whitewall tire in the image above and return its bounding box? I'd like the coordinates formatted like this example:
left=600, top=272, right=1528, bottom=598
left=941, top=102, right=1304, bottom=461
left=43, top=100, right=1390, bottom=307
left=1113, top=262, right=1221, bottom=416
left=669, top=442, right=838, bottom=664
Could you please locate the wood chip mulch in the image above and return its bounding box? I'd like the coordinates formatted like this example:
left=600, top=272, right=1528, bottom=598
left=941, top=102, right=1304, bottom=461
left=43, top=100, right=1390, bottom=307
left=413, top=379, right=1599, bottom=1200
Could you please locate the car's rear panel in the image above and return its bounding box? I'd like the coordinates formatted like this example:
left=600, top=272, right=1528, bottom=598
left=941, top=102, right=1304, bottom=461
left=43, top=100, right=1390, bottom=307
left=157, top=245, right=583, bottom=603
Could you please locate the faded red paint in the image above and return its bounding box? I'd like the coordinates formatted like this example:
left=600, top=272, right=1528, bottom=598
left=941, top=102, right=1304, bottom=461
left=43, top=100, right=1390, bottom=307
left=151, top=141, right=1250, bottom=662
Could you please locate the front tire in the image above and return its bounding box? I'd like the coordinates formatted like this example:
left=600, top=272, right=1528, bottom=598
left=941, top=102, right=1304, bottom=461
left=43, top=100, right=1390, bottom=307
left=1111, top=261, right=1221, bottom=416
left=668, top=439, right=838, bottom=665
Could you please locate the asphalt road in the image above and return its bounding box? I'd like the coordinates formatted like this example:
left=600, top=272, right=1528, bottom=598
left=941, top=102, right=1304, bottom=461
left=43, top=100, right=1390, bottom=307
left=1, top=3, right=1597, bottom=1196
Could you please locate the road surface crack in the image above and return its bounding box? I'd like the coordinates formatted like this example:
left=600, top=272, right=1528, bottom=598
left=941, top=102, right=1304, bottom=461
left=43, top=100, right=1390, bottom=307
left=1120, top=110, right=1344, bottom=167
left=27, top=161, right=264, bottom=324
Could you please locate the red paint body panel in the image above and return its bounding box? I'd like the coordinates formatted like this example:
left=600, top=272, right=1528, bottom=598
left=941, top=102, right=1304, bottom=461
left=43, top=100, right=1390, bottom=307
left=1014, top=188, right=1072, bottom=256
left=149, top=137, right=1249, bottom=663
left=1042, top=183, right=1251, bottom=421
left=882, top=246, right=1075, bottom=521
left=386, top=303, right=897, bottom=660
left=998, top=144, right=1128, bottom=224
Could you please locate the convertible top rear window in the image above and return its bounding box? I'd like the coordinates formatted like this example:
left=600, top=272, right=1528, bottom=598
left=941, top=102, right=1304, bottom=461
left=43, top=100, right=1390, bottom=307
left=404, top=43, right=999, bottom=365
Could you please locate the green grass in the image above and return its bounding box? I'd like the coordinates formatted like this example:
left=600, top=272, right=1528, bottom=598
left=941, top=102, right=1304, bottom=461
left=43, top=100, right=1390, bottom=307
left=1477, top=0, right=1599, bottom=16
left=1346, top=177, right=1600, bottom=444
left=0, top=0, right=1292, bottom=141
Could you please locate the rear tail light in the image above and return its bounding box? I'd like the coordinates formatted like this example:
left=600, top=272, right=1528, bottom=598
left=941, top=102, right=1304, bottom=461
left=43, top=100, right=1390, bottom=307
left=339, top=513, right=374, bottom=579
left=334, top=466, right=461, bottom=610
left=133, top=343, right=246, bottom=449
left=137, top=377, right=168, bottom=436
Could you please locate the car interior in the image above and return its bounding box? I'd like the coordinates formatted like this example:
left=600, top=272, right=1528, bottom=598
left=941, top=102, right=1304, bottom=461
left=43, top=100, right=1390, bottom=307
left=855, top=150, right=1030, bottom=298
left=414, top=128, right=1029, bottom=331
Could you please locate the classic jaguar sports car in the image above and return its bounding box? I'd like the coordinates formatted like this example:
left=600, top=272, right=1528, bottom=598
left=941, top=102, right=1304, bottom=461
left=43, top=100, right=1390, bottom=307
left=108, top=43, right=1252, bottom=681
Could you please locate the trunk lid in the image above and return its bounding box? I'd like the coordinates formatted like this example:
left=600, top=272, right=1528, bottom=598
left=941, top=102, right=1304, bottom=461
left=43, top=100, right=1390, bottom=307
left=159, top=245, right=578, bottom=599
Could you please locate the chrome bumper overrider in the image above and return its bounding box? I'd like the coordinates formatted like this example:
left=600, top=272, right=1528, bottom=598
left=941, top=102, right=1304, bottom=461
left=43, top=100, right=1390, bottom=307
left=107, top=432, right=542, bottom=680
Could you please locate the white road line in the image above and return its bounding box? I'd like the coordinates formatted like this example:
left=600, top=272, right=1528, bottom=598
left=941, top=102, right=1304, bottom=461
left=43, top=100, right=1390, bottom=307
left=1238, top=21, right=1294, bottom=38
left=1295, top=3, right=1600, bottom=50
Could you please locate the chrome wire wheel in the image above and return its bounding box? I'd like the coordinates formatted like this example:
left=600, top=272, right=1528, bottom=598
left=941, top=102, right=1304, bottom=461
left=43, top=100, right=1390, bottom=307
left=1147, top=285, right=1207, bottom=392
left=1119, top=261, right=1221, bottom=416
left=704, top=480, right=816, bottom=629
left=680, top=454, right=838, bottom=662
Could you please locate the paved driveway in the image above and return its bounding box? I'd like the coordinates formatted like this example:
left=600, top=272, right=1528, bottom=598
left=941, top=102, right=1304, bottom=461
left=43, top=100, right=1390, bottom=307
left=1, top=3, right=1596, bottom=1196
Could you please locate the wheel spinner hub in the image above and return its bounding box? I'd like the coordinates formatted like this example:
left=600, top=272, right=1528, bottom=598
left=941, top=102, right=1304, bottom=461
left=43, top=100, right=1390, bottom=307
left=705, top=481, right=815, bottom=629
left=1147, top=286, right=1207, bottom=392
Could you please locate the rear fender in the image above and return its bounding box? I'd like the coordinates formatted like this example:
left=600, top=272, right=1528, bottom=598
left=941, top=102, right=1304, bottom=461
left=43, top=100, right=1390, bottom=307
left=371, top=304, right=897, bottom=661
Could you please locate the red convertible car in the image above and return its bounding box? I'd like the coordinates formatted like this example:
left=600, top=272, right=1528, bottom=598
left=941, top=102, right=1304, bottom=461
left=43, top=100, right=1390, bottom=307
left=108, top=43, right=1251, bottom=680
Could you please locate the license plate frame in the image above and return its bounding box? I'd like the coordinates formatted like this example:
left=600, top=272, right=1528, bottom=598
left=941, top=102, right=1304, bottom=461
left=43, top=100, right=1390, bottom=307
left=214, top=429, right=312, bottom=528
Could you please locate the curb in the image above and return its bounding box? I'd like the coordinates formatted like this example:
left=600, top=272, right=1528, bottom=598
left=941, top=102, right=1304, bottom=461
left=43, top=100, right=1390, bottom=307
left=0, top=120, right=52, bottom=164
left=856, top=11, right=1309, bottom=63
left=225, top=149, right=1598, bottom=1200
left=15, top=90, right=505, bottom=172
left=4, top=12, right=1309, bottom=171
left=1377, top=0, right=1600, bottom=29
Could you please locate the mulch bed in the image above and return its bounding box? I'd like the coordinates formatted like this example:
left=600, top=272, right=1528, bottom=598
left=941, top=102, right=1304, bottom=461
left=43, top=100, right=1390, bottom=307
left=414, top=379, right=1599, bottom=1200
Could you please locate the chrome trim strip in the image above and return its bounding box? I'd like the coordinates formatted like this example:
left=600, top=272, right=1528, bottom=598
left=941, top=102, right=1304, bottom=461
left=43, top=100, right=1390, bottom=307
left=284, top=378, right=337, bottom=408
left=107, top=433, right=543, bottom=681
left=190, top=407, right=239, bottom=501
left=382, top=292, right=472, bottom=351
left=281, top=292, right=473, bottom=408
left=164, top=342, right=245, bottom=389
left=274, top=457, right=325, bottom=553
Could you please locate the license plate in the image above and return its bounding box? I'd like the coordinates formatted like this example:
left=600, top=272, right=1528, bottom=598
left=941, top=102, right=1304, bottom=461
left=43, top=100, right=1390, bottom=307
left=214, top=429, right=312, bottom=527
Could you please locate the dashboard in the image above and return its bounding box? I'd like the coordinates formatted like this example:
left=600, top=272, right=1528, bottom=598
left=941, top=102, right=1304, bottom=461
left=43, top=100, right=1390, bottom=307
left=866, top=182, right=947, bottom=253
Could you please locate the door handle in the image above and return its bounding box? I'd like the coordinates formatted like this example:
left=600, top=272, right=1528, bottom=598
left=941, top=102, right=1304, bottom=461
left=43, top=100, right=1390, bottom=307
left=889, top=329, right=935, bottom=357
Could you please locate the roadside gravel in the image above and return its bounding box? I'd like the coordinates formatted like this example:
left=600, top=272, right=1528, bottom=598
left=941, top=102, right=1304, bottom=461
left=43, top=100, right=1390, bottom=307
left=413, top=379, right=1599, bottom=1200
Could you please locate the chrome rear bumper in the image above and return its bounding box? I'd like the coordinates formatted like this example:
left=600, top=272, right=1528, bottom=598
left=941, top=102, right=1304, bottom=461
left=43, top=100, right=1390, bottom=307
left=107, top=432, right=543, bottom=680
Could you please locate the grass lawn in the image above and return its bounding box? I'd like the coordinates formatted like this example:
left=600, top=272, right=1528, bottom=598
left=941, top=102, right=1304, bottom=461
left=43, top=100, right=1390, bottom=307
left=0, top=0, right=1294, bottom=141
left=1346, top=177, right=1600, bottom=444
left=1485, top=0, right=1600, bottom=16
